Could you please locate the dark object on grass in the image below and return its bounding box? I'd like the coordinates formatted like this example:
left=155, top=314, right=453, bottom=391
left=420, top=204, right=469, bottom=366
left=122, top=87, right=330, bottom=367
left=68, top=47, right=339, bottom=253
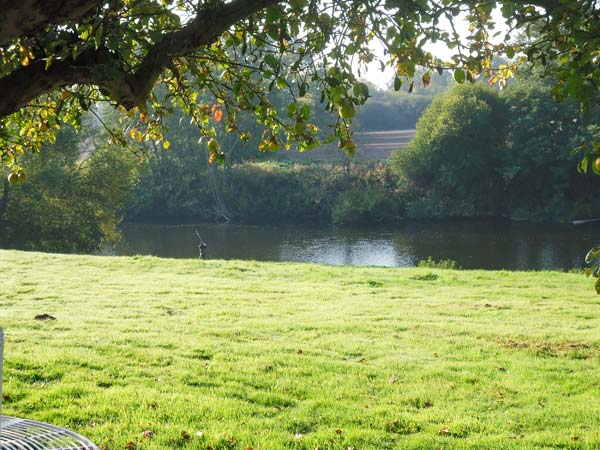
left=34, top=314, right=56, bottom=321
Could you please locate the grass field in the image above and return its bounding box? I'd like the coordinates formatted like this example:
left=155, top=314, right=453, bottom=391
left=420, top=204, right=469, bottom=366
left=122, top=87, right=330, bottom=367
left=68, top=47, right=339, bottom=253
left=1, top=250, right=599, bottom=450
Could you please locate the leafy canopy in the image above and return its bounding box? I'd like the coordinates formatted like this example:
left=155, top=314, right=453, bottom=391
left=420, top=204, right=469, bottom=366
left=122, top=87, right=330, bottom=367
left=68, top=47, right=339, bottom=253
left=0, top=0, right=598, bottom=175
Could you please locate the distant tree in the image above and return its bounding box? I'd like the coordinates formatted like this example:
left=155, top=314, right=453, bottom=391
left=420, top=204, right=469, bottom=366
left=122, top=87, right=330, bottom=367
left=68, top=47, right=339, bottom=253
left=500, top=70, right=600, bottom=221
left=1, top=124, right=139, bottom=252
left=392, top=83, right=509, bottom=218
left=392, top=72, right=600, bottom=221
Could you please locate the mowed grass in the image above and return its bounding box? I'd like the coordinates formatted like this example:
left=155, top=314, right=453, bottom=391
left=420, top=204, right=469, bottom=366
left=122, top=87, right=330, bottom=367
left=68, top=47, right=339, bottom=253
left=1, top=250, right=599, bottom=450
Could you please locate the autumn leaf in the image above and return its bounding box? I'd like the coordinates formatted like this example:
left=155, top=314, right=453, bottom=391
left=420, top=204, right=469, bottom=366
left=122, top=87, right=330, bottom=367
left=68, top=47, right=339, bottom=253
left=125, top=441, right=136, bottom=450
left=439, top=427, right=450, bottom=435
left=142, top=430, right=153, bottom=438
left=181, top=431, right=190, bottom=441
left=335, top=429, right=343, bottom=434
left=422, top=72, right=431, bottom=88
left=214, top=109, right=223, bottom=122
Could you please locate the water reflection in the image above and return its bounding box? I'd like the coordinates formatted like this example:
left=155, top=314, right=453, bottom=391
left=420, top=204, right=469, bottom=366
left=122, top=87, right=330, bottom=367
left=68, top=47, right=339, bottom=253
left=118, top=221, right=598, bottom=270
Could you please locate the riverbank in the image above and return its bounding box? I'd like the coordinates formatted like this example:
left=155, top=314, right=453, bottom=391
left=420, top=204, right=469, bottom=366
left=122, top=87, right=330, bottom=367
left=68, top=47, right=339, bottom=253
left=1, top=250, right=599, bottom=449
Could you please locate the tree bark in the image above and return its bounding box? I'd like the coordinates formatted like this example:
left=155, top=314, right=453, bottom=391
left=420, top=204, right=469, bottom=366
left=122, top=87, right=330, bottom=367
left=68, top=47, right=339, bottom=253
left=0, top=0, right=103, bottom=44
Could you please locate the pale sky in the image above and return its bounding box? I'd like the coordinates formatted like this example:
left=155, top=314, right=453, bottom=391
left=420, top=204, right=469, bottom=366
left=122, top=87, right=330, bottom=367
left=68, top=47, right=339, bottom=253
left=361, top=9, right=508, bottom=89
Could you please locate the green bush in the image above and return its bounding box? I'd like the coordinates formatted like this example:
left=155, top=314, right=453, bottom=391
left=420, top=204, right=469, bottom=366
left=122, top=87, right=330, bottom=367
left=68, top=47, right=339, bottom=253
left=332, top=187, right=401, bottom=224
left=392, top=74, right=600, bottom=223
left=417, top=256, right=460, bottom=270
left=1, top=127, right=139, bottom=253
left=392, top=83, right=508, bottom=219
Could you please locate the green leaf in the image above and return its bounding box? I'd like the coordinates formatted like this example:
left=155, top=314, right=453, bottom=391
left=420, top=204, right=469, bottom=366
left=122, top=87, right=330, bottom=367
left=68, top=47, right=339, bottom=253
left=454, top=68, right=466, bottom=83
left=393, top=76, right=402, bottom=91
left=287, top=103, right=298, bottom=118
left=264, top=54, right=279, bottom=70
left=505, top=46, right=515, bottom=59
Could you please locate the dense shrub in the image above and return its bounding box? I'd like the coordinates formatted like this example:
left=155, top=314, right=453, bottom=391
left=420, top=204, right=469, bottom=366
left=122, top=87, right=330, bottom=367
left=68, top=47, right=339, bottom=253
left=332, top=188, right=401, bottom=224
left=392, top=83, right=509, bottom=218
left=392, top=79, right=600, bottom=222
left=128, top=160, right=403, bottom=224
left=1, top=127, right=139, bottom=252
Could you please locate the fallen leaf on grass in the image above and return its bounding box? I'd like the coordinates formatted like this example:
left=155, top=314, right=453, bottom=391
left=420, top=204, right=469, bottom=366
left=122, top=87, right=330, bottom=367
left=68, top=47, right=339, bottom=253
left=389, top=376, right=397, bottom=384
left=438, top=428, right=450, bottom=435
left=181, top=431, right=190, bottom=441
left=142, top=430, right=153, bottom=438
left=125, top=441, right=135, bottom=450
left=496, top=392, right=504, bottom=398
left=571, top=436, right=580, bottom=441
left=335, top=429, right=343, bottom=434
left=294, top=434, right=302, bottom=440
left=195, top=431, right=204, bottom=437
left=87, top=421, right=96, bottom=428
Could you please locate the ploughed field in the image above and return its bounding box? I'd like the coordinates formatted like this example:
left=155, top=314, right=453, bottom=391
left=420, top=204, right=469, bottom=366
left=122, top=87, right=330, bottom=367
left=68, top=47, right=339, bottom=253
left=283, top=129, right=416, bottom=162
left=0, top=250, right=599, bottom=449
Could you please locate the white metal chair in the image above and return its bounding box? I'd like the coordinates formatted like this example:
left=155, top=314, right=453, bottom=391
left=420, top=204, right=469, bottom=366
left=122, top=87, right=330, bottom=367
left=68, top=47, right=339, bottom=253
left=0, top=329, right=99, bottom=450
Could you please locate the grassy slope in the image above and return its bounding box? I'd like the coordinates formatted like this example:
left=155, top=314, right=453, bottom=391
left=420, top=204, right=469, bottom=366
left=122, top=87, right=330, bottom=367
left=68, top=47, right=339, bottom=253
left=0, top=250, right=599, bottom=450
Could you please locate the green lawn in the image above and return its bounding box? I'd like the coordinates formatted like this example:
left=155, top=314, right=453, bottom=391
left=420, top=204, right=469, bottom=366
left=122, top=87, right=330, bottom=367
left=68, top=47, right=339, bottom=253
left=1, top=250, right=599, bottom=450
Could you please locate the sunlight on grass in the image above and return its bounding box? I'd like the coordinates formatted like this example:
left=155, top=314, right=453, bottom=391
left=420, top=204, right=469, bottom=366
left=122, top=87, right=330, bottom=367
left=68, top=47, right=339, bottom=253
left=1, top=250, right=599, bottom=449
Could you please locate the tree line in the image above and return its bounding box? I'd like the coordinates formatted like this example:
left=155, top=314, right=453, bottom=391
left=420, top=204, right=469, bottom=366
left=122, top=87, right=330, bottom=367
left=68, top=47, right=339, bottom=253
left=0, top=68, right=598, bottom=253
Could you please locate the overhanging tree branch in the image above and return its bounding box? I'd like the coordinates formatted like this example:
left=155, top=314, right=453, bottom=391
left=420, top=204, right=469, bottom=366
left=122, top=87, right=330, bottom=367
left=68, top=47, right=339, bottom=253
left=0, top=0, right=104, bottom=44
left=0, top=0, right=282, bottom=118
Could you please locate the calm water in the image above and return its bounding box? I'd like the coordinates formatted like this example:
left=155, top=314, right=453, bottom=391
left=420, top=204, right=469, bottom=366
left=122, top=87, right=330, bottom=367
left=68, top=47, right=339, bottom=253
left=116, top=221, right=599, bottom=270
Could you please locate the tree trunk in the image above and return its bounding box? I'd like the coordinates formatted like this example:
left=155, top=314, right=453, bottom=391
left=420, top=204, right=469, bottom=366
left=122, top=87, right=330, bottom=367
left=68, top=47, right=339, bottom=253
left=0, top=179, right=10, bottom=248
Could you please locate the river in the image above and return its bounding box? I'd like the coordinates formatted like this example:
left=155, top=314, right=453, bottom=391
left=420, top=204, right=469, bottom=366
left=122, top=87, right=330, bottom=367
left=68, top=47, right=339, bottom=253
left=115, top=221, right=599, bottom=270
